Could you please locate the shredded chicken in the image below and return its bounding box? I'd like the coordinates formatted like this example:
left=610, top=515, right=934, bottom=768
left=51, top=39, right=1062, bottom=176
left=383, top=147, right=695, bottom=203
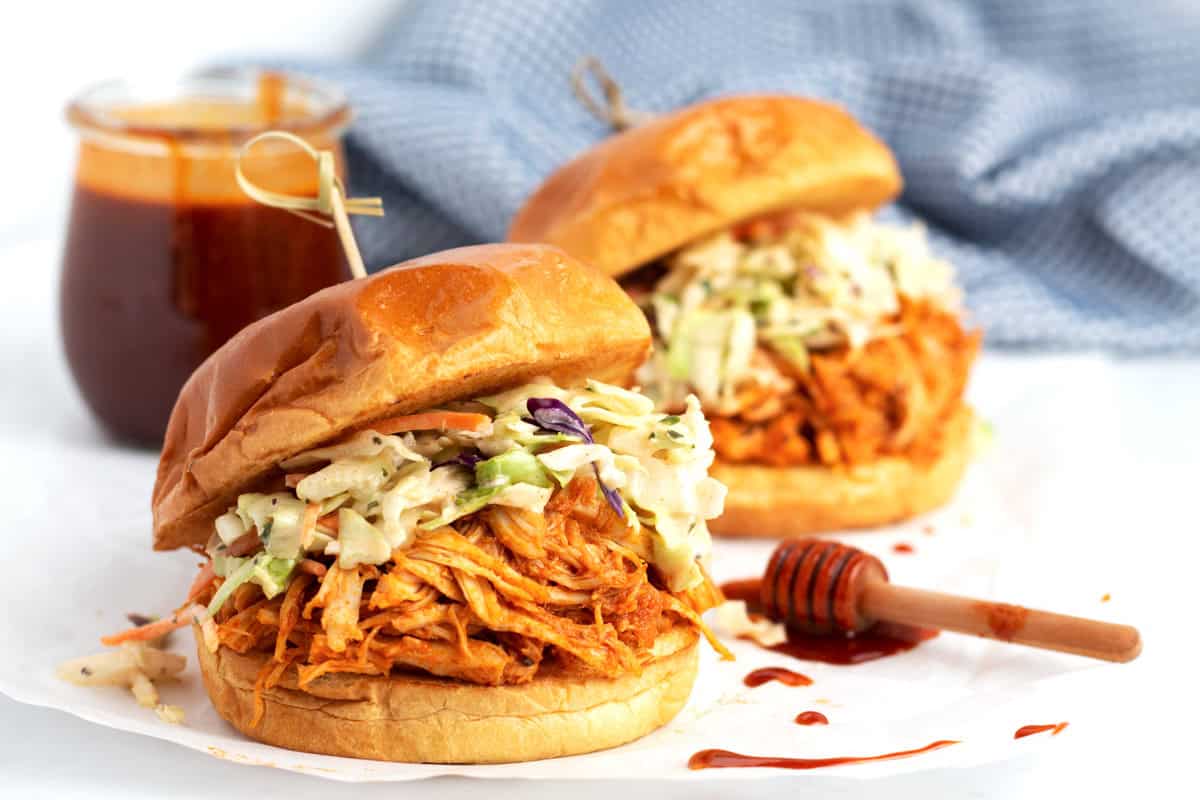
left=193, top=476, right=726, bottom=724
left=709, top=299, right=979, bottom=467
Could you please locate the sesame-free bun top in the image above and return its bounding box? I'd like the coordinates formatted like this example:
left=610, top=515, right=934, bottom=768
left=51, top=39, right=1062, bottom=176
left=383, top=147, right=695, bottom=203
left=152, top=243, right=652, bottom=551
left=507, top=95, right=903, bottom=277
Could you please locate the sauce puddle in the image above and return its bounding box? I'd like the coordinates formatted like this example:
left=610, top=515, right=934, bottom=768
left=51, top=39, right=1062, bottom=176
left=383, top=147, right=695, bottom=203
left=794, top=710, right=829, bottom=726
left=744, top=667, right=812, bottom=688
left=721, top=578, right=938, bottom=665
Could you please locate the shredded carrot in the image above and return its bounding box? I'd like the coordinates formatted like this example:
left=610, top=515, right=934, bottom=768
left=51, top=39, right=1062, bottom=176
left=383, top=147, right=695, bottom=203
left=317, top=512, right=340, bottom=533
left=369, top=410, right=491, bottom=435
left=101, top=604, right=202, bottom=646
left=300, top=503, right=320, bottom=549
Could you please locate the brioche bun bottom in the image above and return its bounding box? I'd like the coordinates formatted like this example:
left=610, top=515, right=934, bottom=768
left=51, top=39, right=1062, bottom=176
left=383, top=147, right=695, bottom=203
left=196, top=625, right=699, bottom=764
left=709, top=406, right=975, bottom=537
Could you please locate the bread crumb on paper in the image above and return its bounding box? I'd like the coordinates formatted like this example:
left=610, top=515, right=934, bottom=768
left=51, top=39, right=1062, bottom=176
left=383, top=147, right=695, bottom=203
left=712, top=600, right=786, bottom=647
left=155, top=704, right=185, bottom=725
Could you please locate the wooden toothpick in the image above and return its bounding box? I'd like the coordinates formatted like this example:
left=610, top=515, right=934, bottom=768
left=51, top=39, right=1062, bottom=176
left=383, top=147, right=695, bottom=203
left=235, top=131, right=383, bottom=279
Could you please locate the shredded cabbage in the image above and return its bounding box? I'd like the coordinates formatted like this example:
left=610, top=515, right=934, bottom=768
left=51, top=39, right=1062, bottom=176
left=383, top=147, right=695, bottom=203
left=207, top=553, right=296, bottom=615
left=643, top=211, right=962, bottom=411
left=280, top=429, right=427, bottom=470
left=214, top=511, right=247, bottom=546
left=336, top=509, right=391, bottom=568
left=207, top=380, right=726, bottom=596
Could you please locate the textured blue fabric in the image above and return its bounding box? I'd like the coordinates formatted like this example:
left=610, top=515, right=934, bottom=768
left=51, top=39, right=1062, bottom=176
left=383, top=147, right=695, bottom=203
left=298, top=0, right=1200, bottom=351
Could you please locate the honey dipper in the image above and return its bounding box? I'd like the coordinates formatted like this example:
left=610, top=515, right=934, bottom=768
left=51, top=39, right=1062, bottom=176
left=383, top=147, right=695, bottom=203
left=759, top=538, right=1141, bottom=663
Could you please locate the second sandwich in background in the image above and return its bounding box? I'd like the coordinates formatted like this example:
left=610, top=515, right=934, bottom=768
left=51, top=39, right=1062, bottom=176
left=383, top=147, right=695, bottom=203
left=510, top=95, right=980, bottom=537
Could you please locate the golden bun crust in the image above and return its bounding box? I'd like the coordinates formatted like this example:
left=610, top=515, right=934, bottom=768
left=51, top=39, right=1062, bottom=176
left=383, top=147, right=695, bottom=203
left=153, top=244, right=651, bottom=551
left=195, top=625, right=699, bottom=764
left=508, top=95, right=902, bottom=277
left=709, top=406, right=974, bottom=537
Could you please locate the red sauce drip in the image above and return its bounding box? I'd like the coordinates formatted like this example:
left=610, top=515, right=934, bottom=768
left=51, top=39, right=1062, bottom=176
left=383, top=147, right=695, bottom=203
left=1014, top=722, right=1068, bottom=739
left=720, top=577, right=939, bottom=665
left=743, top=667, right=813, bottom=688
left=257, top=72, right=285, bottom=124
left=892, top=542, right=915, bottom=554
left=794, top=710, right=829, bottom=725
left=688, top=740, right=959, bottom=771
left=977, top=601, right=1030, bottom=641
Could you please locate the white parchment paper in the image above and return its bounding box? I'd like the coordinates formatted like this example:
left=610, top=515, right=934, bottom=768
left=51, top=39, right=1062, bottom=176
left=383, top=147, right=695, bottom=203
left=0, top=355, right=1157, bottom=782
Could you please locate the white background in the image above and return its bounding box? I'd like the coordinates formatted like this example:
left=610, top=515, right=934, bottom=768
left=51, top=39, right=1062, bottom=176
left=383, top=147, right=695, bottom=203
left=0, top=3, right=1194, bottom=797
left=0, top=0, right=401, bottom=245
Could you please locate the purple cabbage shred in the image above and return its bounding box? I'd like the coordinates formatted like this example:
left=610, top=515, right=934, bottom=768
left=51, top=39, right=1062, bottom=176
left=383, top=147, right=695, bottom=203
left=433, top=450, right=483, bottom=470
left=525, top=397, right=625, bottom=519
left=524, top=398, right=593, bottom=443
left=596, top=479, right=626, bottom=520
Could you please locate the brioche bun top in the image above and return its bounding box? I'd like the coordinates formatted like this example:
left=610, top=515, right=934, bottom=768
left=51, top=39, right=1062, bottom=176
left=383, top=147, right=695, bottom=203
left=508, top=95, right=902, bottom=277
left=152, top=243, right=652, bottom=551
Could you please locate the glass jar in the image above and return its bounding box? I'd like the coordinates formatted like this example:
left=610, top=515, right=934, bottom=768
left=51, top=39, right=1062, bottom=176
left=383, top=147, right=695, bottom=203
left=61, top=68, right=352, bottom=447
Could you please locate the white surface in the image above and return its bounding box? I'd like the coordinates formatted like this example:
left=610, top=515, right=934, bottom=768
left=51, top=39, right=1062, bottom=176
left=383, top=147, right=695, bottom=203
left=0, top=410, right=1151, bottom=784
left=0, top=236, right=1192, bottom=796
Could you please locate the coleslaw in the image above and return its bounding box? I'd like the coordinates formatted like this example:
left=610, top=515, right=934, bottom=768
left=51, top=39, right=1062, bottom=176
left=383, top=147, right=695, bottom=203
left=204, top=379, right=727, bottom=611
left=639, top=211, right=962, bottom=413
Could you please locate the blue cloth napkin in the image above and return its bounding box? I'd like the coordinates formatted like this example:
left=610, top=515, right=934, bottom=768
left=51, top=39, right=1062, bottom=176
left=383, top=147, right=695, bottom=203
left=302, top=0, right=1200, bottom=351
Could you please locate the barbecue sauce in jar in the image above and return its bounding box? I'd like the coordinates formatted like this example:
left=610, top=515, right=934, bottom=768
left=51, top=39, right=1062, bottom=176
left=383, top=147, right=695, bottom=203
left=61, top=69, right=352, bottom=445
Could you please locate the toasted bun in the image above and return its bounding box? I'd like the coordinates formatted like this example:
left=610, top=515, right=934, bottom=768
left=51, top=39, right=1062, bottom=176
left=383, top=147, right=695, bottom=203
left=709, top=406, right=974, bottom=537
left=195, top=625, right=698, bottom=763
left=153, top=244, right=652, bottom=551
left=508, top=95, right=901, bottom=277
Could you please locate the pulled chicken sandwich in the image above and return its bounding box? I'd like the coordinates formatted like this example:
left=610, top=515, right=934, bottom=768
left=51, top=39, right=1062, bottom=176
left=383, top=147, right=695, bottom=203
left=509, top=96, right=981, bottom=535
left=141, top=243, right=729, bottom=763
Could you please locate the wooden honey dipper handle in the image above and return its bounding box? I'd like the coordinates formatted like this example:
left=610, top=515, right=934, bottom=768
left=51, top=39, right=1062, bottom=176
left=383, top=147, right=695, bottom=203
left=860, top=581, right=1142, bottom=663
left=762, top=538, right=1142, bottom=663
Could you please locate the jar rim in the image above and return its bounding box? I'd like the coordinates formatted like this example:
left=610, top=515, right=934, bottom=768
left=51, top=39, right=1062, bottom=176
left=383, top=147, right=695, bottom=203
left=65, top=66, right=351, bottom=143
